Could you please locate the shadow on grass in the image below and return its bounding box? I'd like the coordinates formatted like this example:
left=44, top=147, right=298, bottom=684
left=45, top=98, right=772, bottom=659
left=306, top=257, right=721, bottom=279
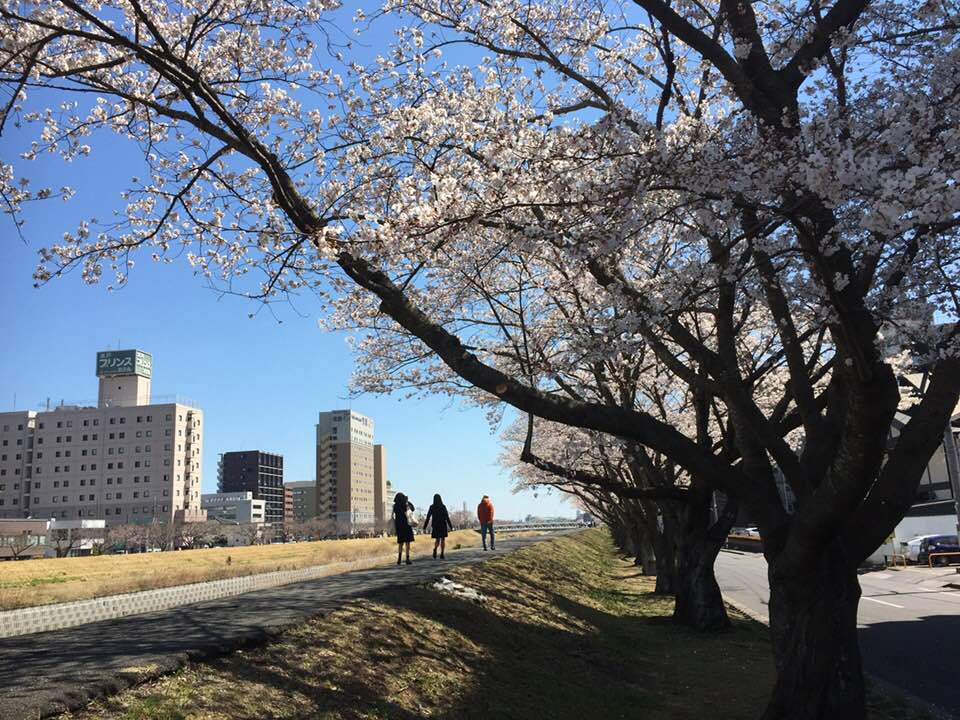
left=176, top=540, right=775, bottom=720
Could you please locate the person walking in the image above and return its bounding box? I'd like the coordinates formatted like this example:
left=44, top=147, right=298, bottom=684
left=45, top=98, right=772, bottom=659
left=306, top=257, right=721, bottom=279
left=477, top=495, right=495, bottom=551
left=423, top=494, right=454, bottom=559
left=393, top=493, right=415, bottom=565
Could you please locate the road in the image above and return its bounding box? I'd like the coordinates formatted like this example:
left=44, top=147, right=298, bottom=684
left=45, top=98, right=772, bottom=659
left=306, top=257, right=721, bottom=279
left=716, top=550, right=960, bottom=717
left=0, top=534, right=556, bottom=720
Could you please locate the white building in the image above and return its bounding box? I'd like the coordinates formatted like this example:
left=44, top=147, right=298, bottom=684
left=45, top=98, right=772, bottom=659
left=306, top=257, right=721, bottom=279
left=201, top=491, right=266, bottom=525
left=315, top=410, right=380, bottom=527
left=0, top=350, right=205, bottom=527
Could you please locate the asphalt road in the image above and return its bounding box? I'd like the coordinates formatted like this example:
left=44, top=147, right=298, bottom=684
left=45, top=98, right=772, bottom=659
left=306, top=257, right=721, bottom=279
left=716, top=550, right=960, bottom=717
left=0, top=534, right=557, bottom=720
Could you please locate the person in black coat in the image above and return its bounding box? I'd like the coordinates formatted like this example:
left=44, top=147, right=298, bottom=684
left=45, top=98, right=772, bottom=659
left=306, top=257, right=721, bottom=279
left=393, top=492, right=415, bottom=565
left=423, top=493, right=454, bottom=560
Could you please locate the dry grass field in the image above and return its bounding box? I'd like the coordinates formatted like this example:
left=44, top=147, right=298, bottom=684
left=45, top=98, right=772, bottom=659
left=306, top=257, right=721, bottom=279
left=0, top=530, right=485, bottom=611
left=57, top=530, right=931, bottom=720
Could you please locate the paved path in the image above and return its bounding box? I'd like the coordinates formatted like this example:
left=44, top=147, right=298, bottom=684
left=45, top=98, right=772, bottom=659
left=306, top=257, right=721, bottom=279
left=716, top=550, right=960, bottom=717
left=0, top=535, right=556, bottom=720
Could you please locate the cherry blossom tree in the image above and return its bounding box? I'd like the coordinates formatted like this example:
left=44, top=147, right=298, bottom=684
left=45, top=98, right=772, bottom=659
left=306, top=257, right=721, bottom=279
left=2, top=1, right=959, bottom=717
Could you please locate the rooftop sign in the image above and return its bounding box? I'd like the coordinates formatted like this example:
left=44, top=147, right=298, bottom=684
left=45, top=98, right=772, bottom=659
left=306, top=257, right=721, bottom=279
left=96, top=350, right=152, bottom=378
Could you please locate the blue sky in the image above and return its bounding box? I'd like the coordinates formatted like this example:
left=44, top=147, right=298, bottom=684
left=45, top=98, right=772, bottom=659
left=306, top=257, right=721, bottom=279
left=0, top=128, right=572, bottom=523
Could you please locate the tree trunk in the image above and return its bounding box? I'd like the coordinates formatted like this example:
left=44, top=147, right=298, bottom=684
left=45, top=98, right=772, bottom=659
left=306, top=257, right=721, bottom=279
left=635, top=524, right=658, bottom=576
left=671, top=498, right=731, bottom=632
left=763, top=546, right=864, bottom=720
left=672, top=532, right=729, bottom=631
left=654, top=511, right=678, bottom=595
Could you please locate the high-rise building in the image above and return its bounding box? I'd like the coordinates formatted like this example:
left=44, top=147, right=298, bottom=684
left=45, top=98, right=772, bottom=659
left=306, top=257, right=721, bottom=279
left=0, top=349, right=205, bottom=526
left=373, top=444, right=389, bottom=528
left=315, top=410, right=378, bottom=527
left=218, top=451, right=284, bottom=525
left=284, top=480, right=317, bottom=523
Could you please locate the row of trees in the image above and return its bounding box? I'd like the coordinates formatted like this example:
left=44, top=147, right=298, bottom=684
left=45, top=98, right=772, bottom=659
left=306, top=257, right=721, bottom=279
left=2, top=1, right=958, bottom=717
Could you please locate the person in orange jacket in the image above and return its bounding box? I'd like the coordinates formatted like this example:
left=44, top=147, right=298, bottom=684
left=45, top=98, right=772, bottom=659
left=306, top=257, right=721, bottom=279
left=477, top=495, right=495, bottom=551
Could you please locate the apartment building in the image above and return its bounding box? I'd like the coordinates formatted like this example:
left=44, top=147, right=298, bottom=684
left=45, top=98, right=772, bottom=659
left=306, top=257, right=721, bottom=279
left=0, top=350, right=205, bottom=526
left=284, top=480, right=317, bottom=523
left=218, top=451, right=284, bottom=525
left=315, top=410, right=379, bottom=527
left=284, top=484, right=294, bottom=524
left=201, top=492, right=266, bottom=525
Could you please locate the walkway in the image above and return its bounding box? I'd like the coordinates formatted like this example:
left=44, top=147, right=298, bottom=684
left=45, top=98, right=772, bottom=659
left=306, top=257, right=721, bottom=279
left=0, top=535, right=555, bottom=720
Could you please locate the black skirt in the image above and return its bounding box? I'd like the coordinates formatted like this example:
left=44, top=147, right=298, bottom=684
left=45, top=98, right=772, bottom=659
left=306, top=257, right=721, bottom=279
left=396, top=522, right=415, bottom=544
left=431, top=525, right=449, bottom=540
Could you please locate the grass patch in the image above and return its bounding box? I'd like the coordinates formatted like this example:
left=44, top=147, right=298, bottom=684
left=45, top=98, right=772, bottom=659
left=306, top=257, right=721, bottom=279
left=56, top=531, right=931, bottom=720
left=0, top=530, right=490, bottom=611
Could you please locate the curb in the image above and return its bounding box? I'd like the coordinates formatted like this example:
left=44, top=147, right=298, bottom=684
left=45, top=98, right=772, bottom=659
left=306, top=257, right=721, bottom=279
left=722, top=596, right=956, bottom=720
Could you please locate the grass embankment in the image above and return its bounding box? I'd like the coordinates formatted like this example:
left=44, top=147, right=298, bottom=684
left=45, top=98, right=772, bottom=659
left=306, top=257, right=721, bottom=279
left=54, top=530, right=930, bottom=720
left=0, top=530, right=484, bottom=611
left=54, top=530, right=919, bottom=720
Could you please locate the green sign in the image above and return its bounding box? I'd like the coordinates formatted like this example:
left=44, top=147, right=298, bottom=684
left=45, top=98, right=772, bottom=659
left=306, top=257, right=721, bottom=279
left=96, top=350, right=152, bottom=378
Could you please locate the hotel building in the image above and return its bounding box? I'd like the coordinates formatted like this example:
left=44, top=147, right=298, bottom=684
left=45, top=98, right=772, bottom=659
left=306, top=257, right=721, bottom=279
left=0, top=350, right=205, bottom=526
left=315, top=410, right=381, bottom=528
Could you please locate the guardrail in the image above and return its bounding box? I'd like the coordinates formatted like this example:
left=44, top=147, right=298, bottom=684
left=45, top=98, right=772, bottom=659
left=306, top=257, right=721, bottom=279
left=887, top=553, right=907, bottom=567
left=494, top=522, right=585, bottom=532
left=928, top=551, right=960, bottom=568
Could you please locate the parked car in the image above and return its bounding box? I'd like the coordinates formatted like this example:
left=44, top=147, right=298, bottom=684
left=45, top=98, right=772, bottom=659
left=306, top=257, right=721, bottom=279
left=905, top=535, right=938, bottom=563
left=905, top=534, right=960, bottom=564
left=923, top=535, right=960, bottom=565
